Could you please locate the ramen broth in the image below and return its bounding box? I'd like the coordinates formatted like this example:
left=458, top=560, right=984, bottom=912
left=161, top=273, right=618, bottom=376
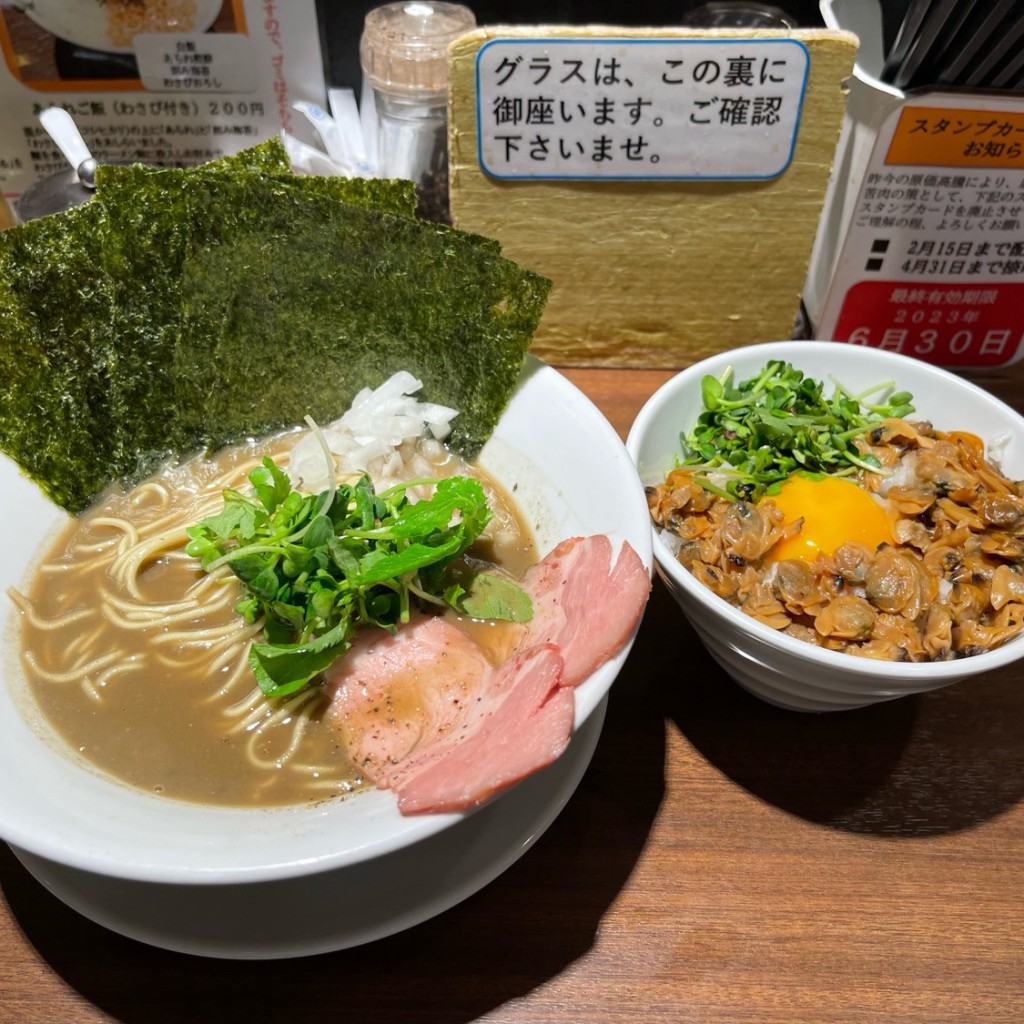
left=12, top=433, right=536, bottom=807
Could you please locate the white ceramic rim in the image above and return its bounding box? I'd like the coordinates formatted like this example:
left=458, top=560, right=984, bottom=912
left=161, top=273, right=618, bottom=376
left=0, top=356, right=653, bottom=883
left=7, top=700, right=608, bottom=958
left=626, top=340, right=1024, bottom=682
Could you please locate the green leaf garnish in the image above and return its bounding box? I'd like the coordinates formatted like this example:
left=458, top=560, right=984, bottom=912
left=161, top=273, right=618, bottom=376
left=445, top=572, right=534, bottom=622
left=185, top=466, right=533, bottom=697
left=248, top=621, right=353, bottom=699
left=678, top=359, right=915, bottom=502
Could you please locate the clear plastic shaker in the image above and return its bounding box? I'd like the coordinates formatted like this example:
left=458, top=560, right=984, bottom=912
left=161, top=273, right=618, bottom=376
left=360, top=2, right=476, bottom=223
left=680, top=3, right=796, bottom=29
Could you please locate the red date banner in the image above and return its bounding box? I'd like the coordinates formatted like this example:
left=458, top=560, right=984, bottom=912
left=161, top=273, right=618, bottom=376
left=831, top=280, right=1024, bottom=367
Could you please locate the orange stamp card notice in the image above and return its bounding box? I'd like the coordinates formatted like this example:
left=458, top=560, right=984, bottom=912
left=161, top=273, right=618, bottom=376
left=885, top=105, right=1024, bottom=169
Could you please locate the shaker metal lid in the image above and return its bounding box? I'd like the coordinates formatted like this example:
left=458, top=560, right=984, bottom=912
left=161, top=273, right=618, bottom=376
left=18, top=108, right=100, bottom=222
left=15, top=166, right=96, bottom=222
left=681, top=3, right=797, bottom=29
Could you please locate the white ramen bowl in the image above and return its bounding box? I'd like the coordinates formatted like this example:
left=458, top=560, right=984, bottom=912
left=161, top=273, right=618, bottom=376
left=0, top=357, right=652, bottom=903
left=626, top=341, right=1024, bottom=712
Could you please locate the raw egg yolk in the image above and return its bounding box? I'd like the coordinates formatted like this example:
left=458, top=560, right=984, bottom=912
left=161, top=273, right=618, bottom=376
left=762, top=475, right=893, bottom=564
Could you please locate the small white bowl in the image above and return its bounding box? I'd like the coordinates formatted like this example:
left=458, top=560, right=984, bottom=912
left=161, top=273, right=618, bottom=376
left=0, top=357, right=652, bottom=954
left=626, top=341, right=1024, bottom=712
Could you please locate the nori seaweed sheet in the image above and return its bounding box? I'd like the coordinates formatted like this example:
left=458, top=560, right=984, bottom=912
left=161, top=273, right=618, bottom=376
left=0, top=141, right=302, bottom=507
left=189, top=135, right=293, bottom=175
left=0, top=146, right=549, bottom=513
left=0, top=203, right=120, bottom=510
left=90, top=163, right=422, bottom=470
left=95, top=136, right=418, bottom=219
left=168, top=177, right=549, bottom=456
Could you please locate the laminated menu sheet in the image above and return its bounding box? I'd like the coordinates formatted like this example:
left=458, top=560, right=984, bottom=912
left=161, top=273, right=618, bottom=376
left=0, top=0, right=326, bottom=202
left=807, top=88, right=1024, bottom=370
left=448, top=25, right=858, bottom=368
left=807, top=0, right=1024, bottom=369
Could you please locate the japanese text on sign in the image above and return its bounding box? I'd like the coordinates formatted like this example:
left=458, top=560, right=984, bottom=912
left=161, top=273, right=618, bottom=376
left=814, top=93, right=1024, bottom=367
left=886, top=106, right=1024, bottom=170
left=833, top=281, right=1024, bottom=367
left=475, top=38, right=809, bottom=180
left=134, top=34, right=258, bottom=94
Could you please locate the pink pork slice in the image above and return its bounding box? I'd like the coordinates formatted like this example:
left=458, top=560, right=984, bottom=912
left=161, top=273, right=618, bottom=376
left=519, top=535, right=651, bottom=687
left=387, top=644, right=573, bottom=815
left=327, top=615, right=491, bottom=784
left=327, top=535, right=650, bottom=815
left=327, top=618, right=573, bottom=814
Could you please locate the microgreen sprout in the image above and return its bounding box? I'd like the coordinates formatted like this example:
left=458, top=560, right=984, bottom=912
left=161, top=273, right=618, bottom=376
left=678, top=359, right=915, bottom=502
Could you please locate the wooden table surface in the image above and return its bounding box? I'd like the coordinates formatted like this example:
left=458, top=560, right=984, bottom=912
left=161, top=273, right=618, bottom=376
left=2, top=362, right=1022, bottom=1024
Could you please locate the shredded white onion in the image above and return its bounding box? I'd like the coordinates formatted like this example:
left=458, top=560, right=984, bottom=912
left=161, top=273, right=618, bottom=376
left=287, top=371, right=458, bottom=493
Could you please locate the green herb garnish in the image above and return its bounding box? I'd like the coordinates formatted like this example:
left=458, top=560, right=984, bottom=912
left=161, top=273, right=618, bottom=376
left=185, top=462, right=533, bottom=698
left=679, top=359, right=914, bottom=502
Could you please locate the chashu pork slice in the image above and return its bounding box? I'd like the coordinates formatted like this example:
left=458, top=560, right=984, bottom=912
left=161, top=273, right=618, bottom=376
left=387, top=643, right=573, bottom=815
left=327, top=617, right=574, bottom=814
left=326, top=535, right=650, bottom=816
left=519, top=535, right=651, bottom=686
left=326, top=615, right=491, bottom=785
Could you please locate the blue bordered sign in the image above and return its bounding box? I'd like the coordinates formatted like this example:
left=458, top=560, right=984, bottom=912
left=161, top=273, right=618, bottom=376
left=475, top=38, right=810, bottom=181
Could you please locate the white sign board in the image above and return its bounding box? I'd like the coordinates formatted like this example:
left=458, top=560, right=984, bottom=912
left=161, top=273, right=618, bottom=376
left=475, top=37, right=809, bottom=181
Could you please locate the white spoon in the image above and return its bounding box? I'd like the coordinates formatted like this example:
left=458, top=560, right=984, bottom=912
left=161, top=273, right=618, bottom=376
left=38, top=106, right=97, bottom=189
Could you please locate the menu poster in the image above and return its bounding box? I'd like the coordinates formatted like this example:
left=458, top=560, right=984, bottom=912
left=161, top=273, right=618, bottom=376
left=0, top=0, right=327, bottom=201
